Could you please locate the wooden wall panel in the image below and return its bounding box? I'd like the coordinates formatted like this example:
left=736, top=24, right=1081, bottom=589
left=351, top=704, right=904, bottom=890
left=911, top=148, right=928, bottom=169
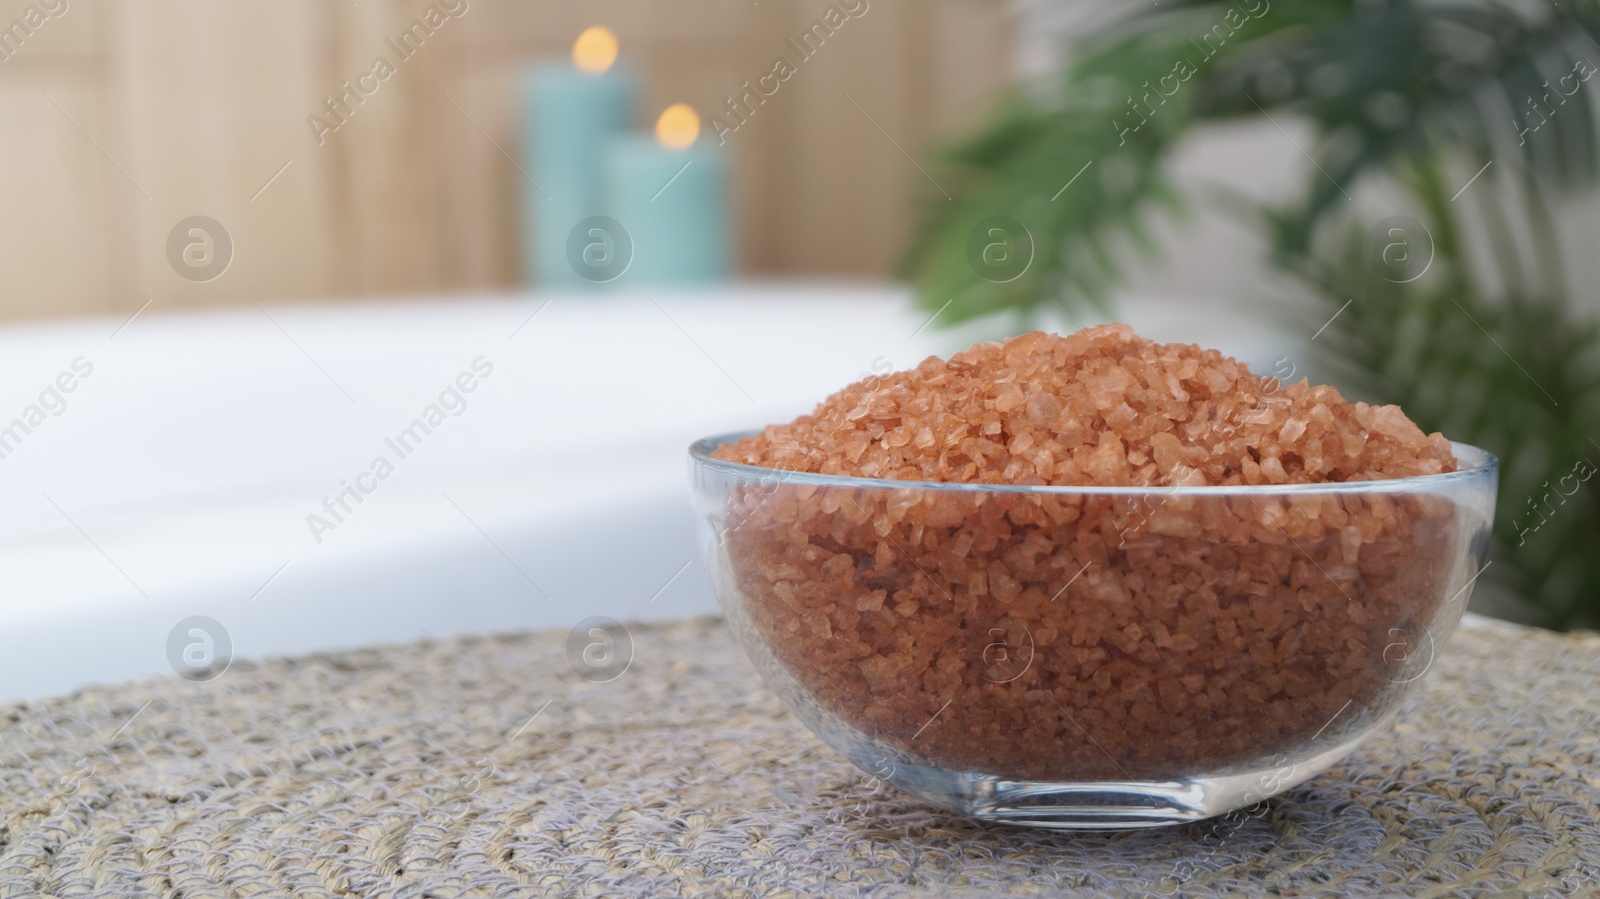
left=433, top=60, right=523, bottom=290
left=0, top=0, right=1011, bottom=321
left=0, top=0, right=113, bottom=318
left=104, top=0, right=335, bottom=310
left=0, top=78, right=115, bottom=318
left=762, top=1, right=924, bottom=274
left=322, top=0, right=455, bottom=297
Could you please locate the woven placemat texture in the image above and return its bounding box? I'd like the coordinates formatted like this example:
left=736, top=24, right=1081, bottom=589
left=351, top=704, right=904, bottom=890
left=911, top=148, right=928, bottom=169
left=0, top=614, right=1597, bottom=898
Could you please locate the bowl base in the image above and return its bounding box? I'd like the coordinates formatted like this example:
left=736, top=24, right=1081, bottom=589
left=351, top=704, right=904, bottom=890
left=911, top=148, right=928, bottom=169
left=878, top=735, right=1366, bottom=830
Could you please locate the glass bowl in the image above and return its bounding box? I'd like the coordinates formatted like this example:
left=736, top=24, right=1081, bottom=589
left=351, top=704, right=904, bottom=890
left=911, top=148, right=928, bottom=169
left=690, top=433, right=1497, bottom=829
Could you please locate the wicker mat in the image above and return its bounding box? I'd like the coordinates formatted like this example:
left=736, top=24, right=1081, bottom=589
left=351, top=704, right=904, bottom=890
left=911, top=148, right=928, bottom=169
left=1, top=614, right=1597, bottom=898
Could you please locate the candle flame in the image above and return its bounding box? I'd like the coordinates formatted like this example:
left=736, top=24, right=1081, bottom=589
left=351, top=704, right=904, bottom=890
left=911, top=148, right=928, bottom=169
left=655, top=103, right=700, bottom=150
left=573, top=26, right=618, bottom=74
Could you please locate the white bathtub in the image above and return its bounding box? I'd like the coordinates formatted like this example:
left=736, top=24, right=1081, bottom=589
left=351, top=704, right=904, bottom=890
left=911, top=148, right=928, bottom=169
left=0, top=283, right=1288, bottom=699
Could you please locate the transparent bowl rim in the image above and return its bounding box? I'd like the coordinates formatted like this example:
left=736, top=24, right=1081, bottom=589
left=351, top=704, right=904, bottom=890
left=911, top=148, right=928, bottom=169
left=690, top=432, right=1498, bottom=497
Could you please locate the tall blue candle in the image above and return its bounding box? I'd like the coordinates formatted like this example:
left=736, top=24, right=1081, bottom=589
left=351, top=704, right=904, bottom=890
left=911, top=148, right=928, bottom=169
left=522, top=27, right=635, bottom=288
left=602, top=105, right=730, bottom=285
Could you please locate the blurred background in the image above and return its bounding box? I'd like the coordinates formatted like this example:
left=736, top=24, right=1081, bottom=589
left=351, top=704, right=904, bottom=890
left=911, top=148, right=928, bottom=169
left=0, top=0, right=1022, bottom=699
left=0, top=0, right=1379, bottom=311
left=0, top=0, right=1010, bottom=310
left=0, top=0, right=1594, bottom=699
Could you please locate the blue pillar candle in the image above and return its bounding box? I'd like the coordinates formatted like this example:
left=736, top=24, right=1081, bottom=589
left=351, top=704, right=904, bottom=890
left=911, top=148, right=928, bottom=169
left=521, top=28, right=636, bottom=288
left=602, top=107, right=730, bottom=285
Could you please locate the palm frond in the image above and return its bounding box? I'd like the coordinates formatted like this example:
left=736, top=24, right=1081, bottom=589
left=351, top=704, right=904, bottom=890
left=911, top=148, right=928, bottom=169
left=903, top=0, right=1600, bottom=627
left=1292, top=217, right=1600, bottom=629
